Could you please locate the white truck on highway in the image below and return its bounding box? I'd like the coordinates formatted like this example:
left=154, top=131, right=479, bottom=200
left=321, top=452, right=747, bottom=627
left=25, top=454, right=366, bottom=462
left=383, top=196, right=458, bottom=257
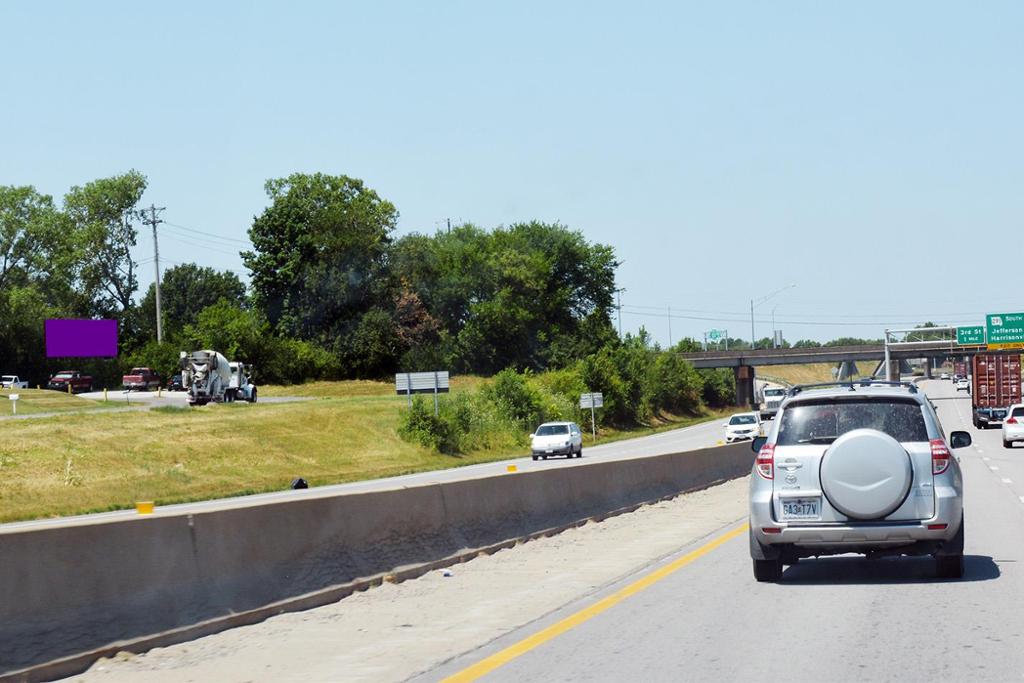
left=180, top=351, right=257, bottom=406
left=0, top=375, right=29, bottom=389
left=759, top=385, right=787, bottom=420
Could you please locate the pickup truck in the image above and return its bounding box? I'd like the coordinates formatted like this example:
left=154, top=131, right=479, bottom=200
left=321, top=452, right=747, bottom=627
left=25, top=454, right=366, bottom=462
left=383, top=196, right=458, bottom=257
left=0, top=375, right=29, bottom=389
left=47, top=371, right=93, bottom=394
left=122, top=367, right=161, bottom=391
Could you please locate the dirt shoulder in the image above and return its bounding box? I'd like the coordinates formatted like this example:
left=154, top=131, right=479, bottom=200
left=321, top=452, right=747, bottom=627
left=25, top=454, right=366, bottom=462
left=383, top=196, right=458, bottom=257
left=66, top=477, right=749, bottom=683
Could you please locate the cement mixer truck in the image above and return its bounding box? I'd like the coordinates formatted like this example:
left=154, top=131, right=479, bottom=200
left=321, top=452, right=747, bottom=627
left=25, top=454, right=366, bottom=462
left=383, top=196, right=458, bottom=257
left=180, top=350, right=257, bottom=406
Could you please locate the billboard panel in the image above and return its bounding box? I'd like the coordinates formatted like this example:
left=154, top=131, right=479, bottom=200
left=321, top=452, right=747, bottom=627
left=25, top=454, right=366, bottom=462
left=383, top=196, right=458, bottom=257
left=45, top=319, right=118, bottom=358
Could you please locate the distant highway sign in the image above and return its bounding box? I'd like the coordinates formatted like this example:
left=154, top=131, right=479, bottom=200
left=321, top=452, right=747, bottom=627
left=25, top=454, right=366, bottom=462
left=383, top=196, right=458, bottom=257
left=956, top=326, right=985, bottom=345
left=579, top=392, right=604, bottom=409
left=707, top=329, right=724, bottom=342
left=986, top=313, right=1024, bottom=350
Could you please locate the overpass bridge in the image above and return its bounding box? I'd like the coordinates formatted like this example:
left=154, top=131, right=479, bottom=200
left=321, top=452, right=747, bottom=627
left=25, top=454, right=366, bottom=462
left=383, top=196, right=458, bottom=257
left=680, top=342, right=992, bottom=406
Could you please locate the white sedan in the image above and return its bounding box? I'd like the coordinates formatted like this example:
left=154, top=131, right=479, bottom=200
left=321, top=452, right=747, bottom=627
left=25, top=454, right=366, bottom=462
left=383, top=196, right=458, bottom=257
left=1003, top=404, right=1024, bottom=449
left=724, top=412, right=762, bottom=443
left=530, top=422, right=584, bottom=460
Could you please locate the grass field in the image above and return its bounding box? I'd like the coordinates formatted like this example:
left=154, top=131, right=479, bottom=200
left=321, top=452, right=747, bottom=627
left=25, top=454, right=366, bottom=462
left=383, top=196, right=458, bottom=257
left=758, top=359, right=883, bottom=386
left=0, top=388, right=119, bottom=416
left=0, top=381, right=727, bottom=523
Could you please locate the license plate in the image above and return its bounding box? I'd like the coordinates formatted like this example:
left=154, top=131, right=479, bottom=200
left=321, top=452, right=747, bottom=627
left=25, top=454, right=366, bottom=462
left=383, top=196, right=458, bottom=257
left=781, top=498, right=820, bottom=520
left=545, top=449, right=553, bottom=453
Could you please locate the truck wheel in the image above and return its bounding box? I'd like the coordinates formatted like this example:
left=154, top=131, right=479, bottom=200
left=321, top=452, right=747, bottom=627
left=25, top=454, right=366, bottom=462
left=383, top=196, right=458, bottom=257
left=249, top=389, right=257, bottom=403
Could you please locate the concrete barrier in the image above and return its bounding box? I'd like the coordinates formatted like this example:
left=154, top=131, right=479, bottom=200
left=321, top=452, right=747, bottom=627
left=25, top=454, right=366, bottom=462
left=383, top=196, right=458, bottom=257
left=0, top=443, right=753, bottom=681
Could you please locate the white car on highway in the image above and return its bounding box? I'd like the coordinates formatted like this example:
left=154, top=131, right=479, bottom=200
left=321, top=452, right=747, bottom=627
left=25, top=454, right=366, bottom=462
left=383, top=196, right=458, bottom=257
left=724, top=412, right=762, bottom=443
left=1003, top=404, right=1024, bottom=449
left=531, top=422, right=583, bottom=460
left=955, top=378, right=970, bottom=392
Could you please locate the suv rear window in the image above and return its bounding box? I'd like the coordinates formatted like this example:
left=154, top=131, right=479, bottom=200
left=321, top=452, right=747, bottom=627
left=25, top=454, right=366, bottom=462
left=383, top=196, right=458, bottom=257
left=776, top=399, right=928, bottom=445
left=1012, top=407, right=1024, bottom=418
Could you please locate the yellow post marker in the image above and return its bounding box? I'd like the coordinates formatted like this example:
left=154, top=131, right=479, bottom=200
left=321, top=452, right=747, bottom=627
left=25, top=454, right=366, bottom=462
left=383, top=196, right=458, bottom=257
left=67, top=383, right=72, bottom=395
left=136, top=501, right=155, bottom=515
left=103, top=388, right=108, bottom=402
left=716, top=440, right=725, bottom=446
left=506, top=464, right=518, bottom=473
left=157, top=387, right=162, bottom=398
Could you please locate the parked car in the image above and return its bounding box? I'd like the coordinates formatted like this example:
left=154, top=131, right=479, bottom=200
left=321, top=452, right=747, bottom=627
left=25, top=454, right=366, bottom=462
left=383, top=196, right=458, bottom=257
left=749, top=381, right=970, bottom=582
left=47, top=371, right=93, bottom=393
left=530, top=422, right=583, bottom=460
left=1003, top=404, right=1024, bottom=449
left=0, top=375, right=29, bottom=389
left=167, top=374, right=184, bottom=391
left=955, top=378, right=970, bottom=392
left=122, top=367, right=161, bottom=391
left=724, top=412, right=762, bottom=443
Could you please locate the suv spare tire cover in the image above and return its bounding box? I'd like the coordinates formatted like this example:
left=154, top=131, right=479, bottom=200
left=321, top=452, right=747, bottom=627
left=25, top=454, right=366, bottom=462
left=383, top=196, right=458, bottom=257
left=820, top=428, right=913, bottom=520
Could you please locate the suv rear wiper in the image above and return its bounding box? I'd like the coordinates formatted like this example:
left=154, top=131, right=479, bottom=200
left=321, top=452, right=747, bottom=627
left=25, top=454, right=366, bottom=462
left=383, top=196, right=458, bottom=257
left=797, top=436, right=837, bottom=444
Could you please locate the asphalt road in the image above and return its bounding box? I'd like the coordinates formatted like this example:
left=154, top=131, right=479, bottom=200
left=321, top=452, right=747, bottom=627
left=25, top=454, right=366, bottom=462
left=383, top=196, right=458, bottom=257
left=1, top=404, right=739, bottom=533
left=429, top=379, right=1024, bottom=682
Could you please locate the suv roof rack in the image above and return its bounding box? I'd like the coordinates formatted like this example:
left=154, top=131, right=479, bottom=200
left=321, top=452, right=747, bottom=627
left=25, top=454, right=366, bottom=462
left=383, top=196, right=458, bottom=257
left=786, top=380, right=918, bottom=398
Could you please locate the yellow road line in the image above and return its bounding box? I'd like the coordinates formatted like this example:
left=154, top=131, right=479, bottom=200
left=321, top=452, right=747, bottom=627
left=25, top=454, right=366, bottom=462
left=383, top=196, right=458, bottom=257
left=443, top=523, right=748, bottom=682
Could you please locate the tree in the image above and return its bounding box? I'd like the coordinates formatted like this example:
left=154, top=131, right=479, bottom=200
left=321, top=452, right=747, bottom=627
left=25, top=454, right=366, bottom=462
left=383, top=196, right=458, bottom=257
left=391, top=221, right=618, bottom=374
left=136, top=263, right=247, bottom=341
left=242, top=172, right=398, bottom=342
left=63, top=170, right=148, bottom=316
left=0, top=186, right=57, bottom=290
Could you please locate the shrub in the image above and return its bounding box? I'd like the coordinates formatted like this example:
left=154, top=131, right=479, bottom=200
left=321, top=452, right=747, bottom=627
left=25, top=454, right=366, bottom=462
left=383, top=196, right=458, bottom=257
left=484, top=368, right=543, bottom=427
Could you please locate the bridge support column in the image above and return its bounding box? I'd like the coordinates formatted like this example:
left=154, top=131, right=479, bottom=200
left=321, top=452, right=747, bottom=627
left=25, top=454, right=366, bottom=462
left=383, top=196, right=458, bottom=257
left=924, top=357, right=933, bottom=379
left=735, top=365, right=756, bottom=408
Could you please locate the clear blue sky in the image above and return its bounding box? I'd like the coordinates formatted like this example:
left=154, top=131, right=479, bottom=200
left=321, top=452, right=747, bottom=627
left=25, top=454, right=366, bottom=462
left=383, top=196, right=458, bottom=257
left=3, top=1, right=1022, bottom=345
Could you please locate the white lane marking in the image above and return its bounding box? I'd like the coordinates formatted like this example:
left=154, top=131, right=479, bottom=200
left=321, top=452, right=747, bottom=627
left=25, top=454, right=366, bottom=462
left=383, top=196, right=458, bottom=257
left=983, top=457, right=991, bottom=461
left=1002, top=478, right=1013, bottom=484
left=1020, top=496, right=1024, bottom=504
left=977, top=449, right=984, bottom=454
left=990, top=466, right=1000, bottom=471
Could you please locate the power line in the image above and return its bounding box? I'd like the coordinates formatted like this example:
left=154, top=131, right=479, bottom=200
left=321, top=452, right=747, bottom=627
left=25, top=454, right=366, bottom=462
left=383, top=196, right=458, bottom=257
left=619, top=307, right=979, bottom=328
left=157, top=231, right=247, bottom=257
left=162, top=221, right=252, bottom=246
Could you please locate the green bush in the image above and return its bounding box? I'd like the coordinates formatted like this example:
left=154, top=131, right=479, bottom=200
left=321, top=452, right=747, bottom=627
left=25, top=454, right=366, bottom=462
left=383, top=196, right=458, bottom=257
left=484, top=368, right=543, bottom=427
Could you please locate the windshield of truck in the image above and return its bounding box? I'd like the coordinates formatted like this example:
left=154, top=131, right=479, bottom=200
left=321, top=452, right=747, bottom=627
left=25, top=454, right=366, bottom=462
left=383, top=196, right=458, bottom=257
left=130, top=368, right=145, bottom=374
left=54, top=373, right=73, bottom=379
left=729, top=415, right=757, bottom=425
left=536, top=425, right=569, bottom=436
left=764, top=389, right=785, bottom=397
left=777, top=399, right=928, bottom=445
left=1, top=376, right=15, bottom=382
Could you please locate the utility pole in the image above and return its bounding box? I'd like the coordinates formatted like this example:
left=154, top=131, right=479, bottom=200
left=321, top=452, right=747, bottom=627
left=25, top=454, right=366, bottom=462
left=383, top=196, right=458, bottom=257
left=667, top=306, right=673, bottom=348
left=616, top=288, right=626, bottom=337
left=141, top=205, right=166, bottom=343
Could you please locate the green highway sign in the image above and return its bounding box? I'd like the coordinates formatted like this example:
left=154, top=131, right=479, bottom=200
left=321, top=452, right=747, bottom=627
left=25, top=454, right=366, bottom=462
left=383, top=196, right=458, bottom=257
left=956, top=326, right=985, bottom=345
left=986, top=312, right=1024, bottom=350
left=707, top=329, right=724, bottom=342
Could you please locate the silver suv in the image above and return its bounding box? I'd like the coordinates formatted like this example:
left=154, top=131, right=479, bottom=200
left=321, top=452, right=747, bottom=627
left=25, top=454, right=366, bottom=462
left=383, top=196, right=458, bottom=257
left=748, top=381, right=971, bottom=582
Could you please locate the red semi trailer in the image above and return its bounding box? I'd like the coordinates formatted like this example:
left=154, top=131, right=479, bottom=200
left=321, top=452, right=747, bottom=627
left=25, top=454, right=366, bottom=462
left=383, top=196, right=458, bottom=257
left=971, top=354, right=1022, bottom=429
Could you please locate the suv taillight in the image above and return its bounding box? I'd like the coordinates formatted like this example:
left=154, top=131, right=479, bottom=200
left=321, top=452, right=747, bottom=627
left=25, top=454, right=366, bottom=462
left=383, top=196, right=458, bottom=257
left=756, top=443, right=775, bottom=479
left=1007, top=417, right=1018, bottom=425
left=930, top=439, right=950, bottom=475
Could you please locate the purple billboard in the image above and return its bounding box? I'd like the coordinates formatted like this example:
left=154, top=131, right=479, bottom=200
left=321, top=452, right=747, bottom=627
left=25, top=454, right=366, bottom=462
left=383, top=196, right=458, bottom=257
left=45, top=319, right=119, bottom=358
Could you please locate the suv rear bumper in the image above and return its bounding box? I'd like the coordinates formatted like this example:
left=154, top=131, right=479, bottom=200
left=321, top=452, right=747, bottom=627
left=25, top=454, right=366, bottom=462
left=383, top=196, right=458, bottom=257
left=750, top=484, right=963, bottom=548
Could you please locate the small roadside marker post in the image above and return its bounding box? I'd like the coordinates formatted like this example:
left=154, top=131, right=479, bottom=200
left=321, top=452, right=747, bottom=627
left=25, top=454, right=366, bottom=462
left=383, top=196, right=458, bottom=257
left=9, top=393, right=19, bottom=415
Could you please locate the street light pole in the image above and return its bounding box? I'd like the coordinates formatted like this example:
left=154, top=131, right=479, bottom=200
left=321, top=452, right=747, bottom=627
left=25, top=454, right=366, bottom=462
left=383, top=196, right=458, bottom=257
left=750, top=284, right=796, bottom=350
left=772, top=305, right=779, bottom=348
